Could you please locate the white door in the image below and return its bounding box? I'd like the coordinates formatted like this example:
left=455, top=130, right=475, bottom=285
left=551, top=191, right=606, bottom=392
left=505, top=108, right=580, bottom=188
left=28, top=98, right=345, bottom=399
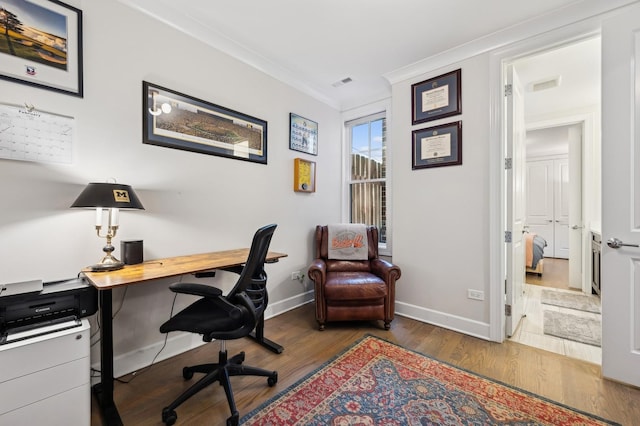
left=505, top=65, right=526, bottom=337
left=526, top=160, right=554, bottom=256
left=554, top=158, right=570, bottom=259
left=567, top=128, right=583, bottom=289
left=601, top=4, right=640, bottom=387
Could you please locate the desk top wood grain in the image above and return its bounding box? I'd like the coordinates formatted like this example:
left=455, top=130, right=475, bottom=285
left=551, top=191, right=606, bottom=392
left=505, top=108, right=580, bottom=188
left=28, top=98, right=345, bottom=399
left=81, top=249, right=287, bottom=289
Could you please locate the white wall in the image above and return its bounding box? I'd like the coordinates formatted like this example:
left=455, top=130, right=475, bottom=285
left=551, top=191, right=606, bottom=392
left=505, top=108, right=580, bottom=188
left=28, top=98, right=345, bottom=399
left=389, top=3, right=620, bottom=341
left=391, top=55, right=493, bottom=338
left=0, top=0, right=341, bottom=375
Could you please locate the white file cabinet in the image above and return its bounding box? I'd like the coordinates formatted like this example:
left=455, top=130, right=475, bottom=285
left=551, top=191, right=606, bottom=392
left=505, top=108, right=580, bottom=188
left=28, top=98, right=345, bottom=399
left=0, top=319, right=90, bottom=425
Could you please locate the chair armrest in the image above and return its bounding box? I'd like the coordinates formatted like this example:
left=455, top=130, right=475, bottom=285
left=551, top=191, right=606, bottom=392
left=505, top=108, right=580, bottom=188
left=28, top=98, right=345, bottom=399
left=308, top=259, right=327, bottom=284
left=168, top=282, right=224, bottom=298
left=371, top=258, right=402, bottom=283
left=234, top=291, right=258, bottom=324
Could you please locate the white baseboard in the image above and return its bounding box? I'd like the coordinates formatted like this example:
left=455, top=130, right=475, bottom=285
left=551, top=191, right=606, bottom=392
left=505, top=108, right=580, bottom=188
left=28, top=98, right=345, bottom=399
left=91, top=332, right=203, bottom=384
left=264, top=290, right=314, bottom=320
left=395, top=301, right=491, bottom=341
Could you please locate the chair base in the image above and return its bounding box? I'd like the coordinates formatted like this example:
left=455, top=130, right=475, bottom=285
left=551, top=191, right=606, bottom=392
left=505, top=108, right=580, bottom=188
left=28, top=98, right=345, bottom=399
left=161, top=349, right=277, bottom=426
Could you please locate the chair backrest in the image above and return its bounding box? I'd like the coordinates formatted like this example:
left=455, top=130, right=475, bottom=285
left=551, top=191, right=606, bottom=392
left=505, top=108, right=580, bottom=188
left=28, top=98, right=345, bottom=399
left=227, top=224, right=277, bottom=320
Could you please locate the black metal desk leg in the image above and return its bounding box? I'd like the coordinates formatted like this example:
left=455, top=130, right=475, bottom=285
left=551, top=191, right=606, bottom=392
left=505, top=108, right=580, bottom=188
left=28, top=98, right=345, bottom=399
left=92, top=289, right=123, bottom=425
left=247, top=313, right=284, bottom=354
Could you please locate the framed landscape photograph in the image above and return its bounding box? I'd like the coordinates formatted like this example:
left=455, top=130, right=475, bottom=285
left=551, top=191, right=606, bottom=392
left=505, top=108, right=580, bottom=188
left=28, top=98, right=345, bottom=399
left=411, top=69, right=461, bottom=125
left=412, top=121, right=462, bottom=170
left=143, top=81, right=268, bottom=164
left=289, top=113, right=318, bottom=155
left=0, top=0, right=83, bottom=97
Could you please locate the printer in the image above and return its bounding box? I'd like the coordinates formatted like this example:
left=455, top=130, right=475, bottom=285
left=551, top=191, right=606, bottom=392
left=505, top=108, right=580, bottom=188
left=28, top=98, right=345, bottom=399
left=0, top=277, right=98, bottom=344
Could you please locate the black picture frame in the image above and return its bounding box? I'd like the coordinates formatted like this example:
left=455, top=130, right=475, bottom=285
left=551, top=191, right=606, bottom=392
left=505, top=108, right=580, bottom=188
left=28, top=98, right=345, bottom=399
left=411, top=69, right=461, bottom=125
left=412, top=121, right=462, bottom=169
left=143, top=81, right=267, bottom=164
left=0, top=0, right=83, bottom=97
left=289, top=113, right=318, bottom=156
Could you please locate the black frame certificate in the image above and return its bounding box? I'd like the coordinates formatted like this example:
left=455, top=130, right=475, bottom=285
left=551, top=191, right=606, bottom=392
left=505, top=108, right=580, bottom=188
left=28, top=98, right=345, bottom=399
left=411, top=69, right=461, bottom=125
left=412, top=121, right=462, bottom=169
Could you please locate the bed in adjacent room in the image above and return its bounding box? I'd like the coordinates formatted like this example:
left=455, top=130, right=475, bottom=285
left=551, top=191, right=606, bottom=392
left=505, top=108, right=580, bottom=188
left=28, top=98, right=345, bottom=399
left=525, top=233, right=547, bottom=275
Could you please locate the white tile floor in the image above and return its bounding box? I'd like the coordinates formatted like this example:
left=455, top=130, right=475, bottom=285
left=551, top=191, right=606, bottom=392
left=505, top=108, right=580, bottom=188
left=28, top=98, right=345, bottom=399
left=508, top=284, right=602, bottom=365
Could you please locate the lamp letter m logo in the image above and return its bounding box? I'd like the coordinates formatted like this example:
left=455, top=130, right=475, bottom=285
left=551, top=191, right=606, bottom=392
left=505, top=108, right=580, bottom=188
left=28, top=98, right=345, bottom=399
left=113, top=190, right=131, bottom=203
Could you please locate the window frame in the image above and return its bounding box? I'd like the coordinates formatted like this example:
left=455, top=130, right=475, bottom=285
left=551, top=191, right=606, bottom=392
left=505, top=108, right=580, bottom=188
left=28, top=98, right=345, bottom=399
left=342, top=105, right=392, bottom=256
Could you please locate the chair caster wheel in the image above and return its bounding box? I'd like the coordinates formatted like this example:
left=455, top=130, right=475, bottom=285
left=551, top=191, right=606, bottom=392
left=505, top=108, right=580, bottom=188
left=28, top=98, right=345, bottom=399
left=183, top=367, right=193, bottom=380
left=162, top=407, right=177, bottom=425
left=268, top=371, right=278, bottom=387
left=227, top=411, right=239, bottom=426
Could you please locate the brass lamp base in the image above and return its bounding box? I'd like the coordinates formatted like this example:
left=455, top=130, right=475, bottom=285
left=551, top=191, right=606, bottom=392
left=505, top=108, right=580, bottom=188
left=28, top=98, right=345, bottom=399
left=90, top=244, right=125, bottom=271
left=90, top=259, right=124, bottom=272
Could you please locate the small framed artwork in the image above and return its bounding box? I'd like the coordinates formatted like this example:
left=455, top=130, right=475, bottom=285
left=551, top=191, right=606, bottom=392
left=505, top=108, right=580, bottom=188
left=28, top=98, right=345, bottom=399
left=411, top=69, right=461, bottom=125
left=412, top=121, right=462, bottom=170
left=0, top=0, right=83, bottom=97
left=289, top=113, right=318, bottom=155
left=143, top=81, right=267, bottom=164
left=293, top=158, right=316, bottom=192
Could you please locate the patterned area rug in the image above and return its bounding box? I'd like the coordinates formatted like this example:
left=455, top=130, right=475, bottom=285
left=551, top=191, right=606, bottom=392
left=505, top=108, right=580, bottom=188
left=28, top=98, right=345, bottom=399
left=544, top=310, right=602, bottom=346
left=541, top=289, right=601, bottom=313
left=241, top=335, right=617, bottom=425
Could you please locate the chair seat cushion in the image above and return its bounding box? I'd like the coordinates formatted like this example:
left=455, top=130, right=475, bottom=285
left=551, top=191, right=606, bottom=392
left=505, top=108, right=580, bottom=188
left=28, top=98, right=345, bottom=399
left=160, top=298, right=245, bottom=337
left=324, top=272, right=387, bottom=301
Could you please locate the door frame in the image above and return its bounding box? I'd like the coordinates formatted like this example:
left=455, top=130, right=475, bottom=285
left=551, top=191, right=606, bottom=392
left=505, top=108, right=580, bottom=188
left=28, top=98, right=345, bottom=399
left=488, top=21, right=602, bottom=342
left=526, top=116, right=593, bottom=293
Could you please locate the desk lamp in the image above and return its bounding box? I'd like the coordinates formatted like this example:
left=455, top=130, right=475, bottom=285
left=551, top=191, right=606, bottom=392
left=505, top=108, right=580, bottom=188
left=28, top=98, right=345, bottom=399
left=71, top=182, right=144, bottom=271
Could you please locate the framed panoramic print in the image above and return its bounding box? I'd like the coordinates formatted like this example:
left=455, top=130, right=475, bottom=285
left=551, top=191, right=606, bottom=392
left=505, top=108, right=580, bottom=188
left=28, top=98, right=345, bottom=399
left=0, top=0, right=83, bottom=97
left=289, top=113, right=318, bottom=155
left=411, top=69, right=461, bottom=125
left=143, top=81, right=268, bottom=164
left=412, top=121, right=462, bottom=169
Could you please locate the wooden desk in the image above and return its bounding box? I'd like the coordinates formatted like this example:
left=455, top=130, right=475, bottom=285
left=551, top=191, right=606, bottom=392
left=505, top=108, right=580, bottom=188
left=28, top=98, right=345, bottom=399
left=82, top=249, right=287, bottom=426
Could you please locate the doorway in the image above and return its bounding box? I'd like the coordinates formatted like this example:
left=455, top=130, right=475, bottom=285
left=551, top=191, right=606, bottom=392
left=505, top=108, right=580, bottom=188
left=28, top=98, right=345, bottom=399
left=504, top=37, right=602, bottom=364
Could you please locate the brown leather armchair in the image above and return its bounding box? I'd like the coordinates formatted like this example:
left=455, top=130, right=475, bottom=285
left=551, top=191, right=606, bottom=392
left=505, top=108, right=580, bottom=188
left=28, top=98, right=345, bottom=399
left=308, top=225, right=401, bottom=330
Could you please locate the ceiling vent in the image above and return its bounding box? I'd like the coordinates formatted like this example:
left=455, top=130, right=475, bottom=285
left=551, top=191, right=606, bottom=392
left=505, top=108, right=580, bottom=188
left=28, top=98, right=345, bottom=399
left=332, top=77, right=353, bottom=88
left=529, top=75, right=562, bottom=92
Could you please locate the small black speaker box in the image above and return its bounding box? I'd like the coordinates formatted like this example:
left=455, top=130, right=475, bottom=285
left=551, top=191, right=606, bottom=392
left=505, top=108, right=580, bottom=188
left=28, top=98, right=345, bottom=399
left=121, top=240, right=143, bottom=265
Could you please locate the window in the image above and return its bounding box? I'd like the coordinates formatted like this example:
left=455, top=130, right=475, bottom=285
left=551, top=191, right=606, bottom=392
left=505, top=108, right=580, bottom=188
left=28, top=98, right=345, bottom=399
left=345, top=111, right=389, bottom=251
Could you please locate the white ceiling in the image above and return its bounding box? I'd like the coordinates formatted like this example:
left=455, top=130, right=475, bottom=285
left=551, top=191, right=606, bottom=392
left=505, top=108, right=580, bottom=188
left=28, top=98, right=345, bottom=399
left=119, top=0, right=617, bottom=111
left=515, top=37, right=600, bottom=120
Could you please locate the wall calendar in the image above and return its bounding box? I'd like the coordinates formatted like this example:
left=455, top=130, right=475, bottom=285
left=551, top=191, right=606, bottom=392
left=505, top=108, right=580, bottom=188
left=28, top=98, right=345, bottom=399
left=0, top=103, right=74, bottom=164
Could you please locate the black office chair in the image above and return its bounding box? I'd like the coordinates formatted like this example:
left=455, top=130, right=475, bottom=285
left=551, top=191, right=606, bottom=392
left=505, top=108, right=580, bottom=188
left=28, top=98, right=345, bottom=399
left=159, top=224, right=278, bottom=426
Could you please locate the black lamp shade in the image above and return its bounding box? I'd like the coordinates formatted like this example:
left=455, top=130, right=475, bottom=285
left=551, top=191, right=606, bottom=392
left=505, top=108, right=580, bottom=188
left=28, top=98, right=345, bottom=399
left=71, top=183, right=145, bottom=210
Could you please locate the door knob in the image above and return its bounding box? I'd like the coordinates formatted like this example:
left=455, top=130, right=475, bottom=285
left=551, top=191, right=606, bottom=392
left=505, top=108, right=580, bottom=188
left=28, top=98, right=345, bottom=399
left=571, top=225, right=584, bottom=230
left=607, top=237, right=640, bottom=249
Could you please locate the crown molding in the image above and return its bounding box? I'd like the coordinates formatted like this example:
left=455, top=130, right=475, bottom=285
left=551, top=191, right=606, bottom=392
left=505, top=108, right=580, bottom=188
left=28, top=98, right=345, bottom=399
left=383, top=0, right=638, bottom=85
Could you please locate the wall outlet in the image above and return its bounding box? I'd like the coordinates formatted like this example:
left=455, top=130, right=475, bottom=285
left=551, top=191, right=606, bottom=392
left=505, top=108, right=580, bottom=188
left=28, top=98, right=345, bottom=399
left=467, top=289, right=485, bottom=301
left=291, top=271, right=302, bottom=281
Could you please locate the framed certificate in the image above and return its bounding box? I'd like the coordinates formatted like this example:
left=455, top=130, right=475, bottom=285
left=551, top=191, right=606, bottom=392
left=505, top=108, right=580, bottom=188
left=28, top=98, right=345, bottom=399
left=412, top=121, right=462, bottom=169
left=411, top=69, right=461, bottom=125
left=293, top=158, right=316, bottom=192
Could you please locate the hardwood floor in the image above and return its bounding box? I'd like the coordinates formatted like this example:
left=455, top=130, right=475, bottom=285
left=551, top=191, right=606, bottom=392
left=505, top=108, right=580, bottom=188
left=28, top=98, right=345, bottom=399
left=526, top=257, right=571, bottom=290
left=91, top=303, right=640, bottom=425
